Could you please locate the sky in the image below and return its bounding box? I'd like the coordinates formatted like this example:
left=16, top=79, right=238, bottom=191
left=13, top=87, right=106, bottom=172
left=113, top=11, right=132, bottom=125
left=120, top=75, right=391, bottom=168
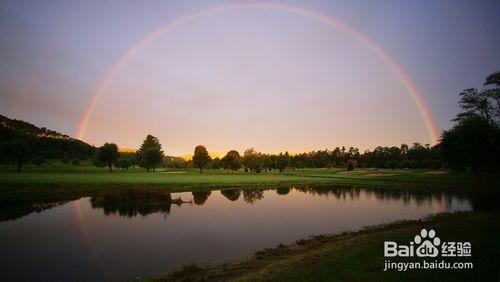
left=1, top=0, right=499, bottom=155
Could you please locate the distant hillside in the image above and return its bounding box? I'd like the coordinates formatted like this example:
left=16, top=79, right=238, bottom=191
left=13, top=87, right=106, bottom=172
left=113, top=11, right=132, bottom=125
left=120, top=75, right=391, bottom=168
left=0, top=114, right=95, bottom=159
left=118, top=147, right=137, bottom=153
left=179, top=152, right=225, bottom=161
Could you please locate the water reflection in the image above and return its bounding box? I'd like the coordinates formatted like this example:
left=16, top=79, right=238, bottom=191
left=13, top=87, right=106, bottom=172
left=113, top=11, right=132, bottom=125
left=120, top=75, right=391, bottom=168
left=0, top=200, right=74, bottom=221
left=188, top=186, right=471, bottom=210
left=0, top=186, right=473, bottom=221
left=192, top=190, right=211, bottom=205
left=243, top=189, right=265, bottom=204
left=90, top=188, right=184, bottom=217
left=0, top=186, right=473, bottom=281
left=220, top=189, right=241, bottom=201
left=276, top=188, right=291, bottom=195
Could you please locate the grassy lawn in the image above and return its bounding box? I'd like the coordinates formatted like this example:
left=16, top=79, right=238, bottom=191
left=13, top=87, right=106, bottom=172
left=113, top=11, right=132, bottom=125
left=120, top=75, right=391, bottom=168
left=155, top=212, right=500, bottom=281
left=0, top=162, right=485, bottom=189
left=1, top=161, right=498, bottom=219
left=1, top=161, right=497, bottom=202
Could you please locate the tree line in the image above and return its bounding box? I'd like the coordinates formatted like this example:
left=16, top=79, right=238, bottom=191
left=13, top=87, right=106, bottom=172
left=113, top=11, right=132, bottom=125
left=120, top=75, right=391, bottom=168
left=88, top=71, right=500, bottom=180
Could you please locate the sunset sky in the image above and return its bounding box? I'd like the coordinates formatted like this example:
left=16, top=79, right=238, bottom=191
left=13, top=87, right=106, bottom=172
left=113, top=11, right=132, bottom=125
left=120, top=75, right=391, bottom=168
left=1, top=0, right=499, bottom=155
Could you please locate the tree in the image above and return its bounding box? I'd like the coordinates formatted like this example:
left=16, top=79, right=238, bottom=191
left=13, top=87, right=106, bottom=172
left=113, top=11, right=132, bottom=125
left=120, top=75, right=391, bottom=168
left=141, top=147, right=163, bottom=171
left=440, top=116, right=500, bottom=185
left=210, top=157, right=222, bottom=169
left=139, top=135, right=162, bottom=151
left=221, top=150, right=242, bottom=171
left=138, top=135, right=164, bottom=171
left=454, top=71, right=500, bottom=126
left=276, top=152, right=290, bottom=172
left=242, top=148, right=262, bottom=172
left=115, top=155, right=132, bottom=170
left=32, top=155, right=45, bottom=166
left=96, top=143, right=119, bottom=172
left=5, top=140, right=30, bottom=172
left=347, top=160, right=355, bottom=171
left=193, top=145, right=211, bottom=173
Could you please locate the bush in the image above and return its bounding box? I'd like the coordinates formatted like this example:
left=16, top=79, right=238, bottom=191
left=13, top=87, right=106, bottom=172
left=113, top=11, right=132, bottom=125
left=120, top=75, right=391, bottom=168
left=347, top=161, right=355, bottom=171
left=61, top=155, right=70, bottom=164
left=115, top=157, right=131, bottom=170
left=387, top=160, right=399, bottom=169
left=71, top=159, right=80, bottom=165
left=32, top=155, right=45, bottom=166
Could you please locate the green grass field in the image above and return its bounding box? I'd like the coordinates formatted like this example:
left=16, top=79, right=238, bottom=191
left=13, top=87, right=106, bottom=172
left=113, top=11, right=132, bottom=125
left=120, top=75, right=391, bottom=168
left=1, top=160, right=498, bottom=202
left=0, top=161, right=490, bottom=201
left=0, top=161, right=484, bottom=187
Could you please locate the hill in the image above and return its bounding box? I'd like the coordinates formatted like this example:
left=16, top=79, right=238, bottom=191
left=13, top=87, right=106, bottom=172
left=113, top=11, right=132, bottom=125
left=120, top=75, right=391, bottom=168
left=0, top=114, right=95, bottom=159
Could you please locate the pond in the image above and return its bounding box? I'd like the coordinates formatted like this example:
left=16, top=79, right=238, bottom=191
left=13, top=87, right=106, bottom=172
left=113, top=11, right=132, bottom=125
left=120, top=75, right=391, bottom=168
left=0, top=187, right=472, bottom=281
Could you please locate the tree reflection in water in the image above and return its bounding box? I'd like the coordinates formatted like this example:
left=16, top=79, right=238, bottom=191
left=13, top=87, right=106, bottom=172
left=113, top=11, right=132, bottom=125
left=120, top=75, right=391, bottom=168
left=243, top=189, right=265, bottom=204
left=0, top=186, right=473, bottom=221
left=192, top=190, right=211, bottom=205
left=276, top=188, right=290, bottom=195
left=91, top=188, right=183, bottom=217
left=220, top=189, right=241, bottom=201
left=0, top=199, right=75, bottom=221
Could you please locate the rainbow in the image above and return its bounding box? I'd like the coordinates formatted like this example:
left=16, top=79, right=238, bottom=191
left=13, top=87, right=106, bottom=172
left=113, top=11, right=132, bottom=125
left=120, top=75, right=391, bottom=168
left=72, top=200, right=107, bottom=276
left=72, top=2, right=439, bottom=266
left=76, top=2, right=439, bottom=143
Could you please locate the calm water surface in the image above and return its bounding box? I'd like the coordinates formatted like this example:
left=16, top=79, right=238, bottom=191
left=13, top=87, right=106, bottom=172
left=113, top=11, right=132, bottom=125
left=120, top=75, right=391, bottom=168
left=0, top=187, right=471, bottom=281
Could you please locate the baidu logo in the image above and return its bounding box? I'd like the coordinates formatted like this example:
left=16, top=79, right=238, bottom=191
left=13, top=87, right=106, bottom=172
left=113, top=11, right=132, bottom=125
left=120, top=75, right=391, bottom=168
left=414, top=228, right=440, bottom=257
left=384, top=228, right=471, bottom=258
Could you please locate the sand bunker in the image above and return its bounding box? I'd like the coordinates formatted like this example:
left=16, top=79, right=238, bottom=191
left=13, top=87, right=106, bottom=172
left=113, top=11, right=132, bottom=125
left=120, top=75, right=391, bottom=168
left=162, top=171, right=186, bottom=174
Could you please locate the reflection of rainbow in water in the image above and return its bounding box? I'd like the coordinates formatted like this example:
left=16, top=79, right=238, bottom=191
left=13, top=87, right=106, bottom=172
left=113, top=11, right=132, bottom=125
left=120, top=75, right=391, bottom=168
left=76, top=2, right=439, bottom=144
left=72, top=200, right=106, bottom=277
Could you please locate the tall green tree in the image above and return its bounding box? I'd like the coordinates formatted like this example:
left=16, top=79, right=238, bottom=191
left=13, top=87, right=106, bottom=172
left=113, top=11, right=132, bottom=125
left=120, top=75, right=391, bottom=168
left=276, top=152, right=290, bottom=172
left=441, top=71, right=500, bottom=186
left=454, top=71, right=500, bottom=126
left=96, top=143, right=119, bottom=172
left=139, top=135, right=162, bottom=151
left=141, top=147, right=163, bottom=171
left=138, top=135, right=164, bottom=171
left=3, top=140, right=30, bottom=172
left=210, top=157, right=222, bottom=169
left=242, top=148, right=262, bottom=172
left=221, top=150, right=242, bottom=171
left=441, top=116, right=500, bottom=185
left=193, top=145, right=211, bottom=173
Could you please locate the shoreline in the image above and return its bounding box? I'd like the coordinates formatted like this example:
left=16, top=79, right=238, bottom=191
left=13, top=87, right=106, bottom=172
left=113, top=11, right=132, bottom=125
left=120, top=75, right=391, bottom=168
left=151, top=211, right=500, bottom=281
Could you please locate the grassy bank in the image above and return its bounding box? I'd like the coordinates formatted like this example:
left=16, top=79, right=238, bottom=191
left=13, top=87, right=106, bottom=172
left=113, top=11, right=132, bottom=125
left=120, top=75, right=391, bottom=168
left=155, top=212, right=500, bottom=281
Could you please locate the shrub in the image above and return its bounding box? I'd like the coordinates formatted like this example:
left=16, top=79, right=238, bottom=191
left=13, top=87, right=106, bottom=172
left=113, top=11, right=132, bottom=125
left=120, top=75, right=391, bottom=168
left=32, top=155, right=45, bottom=166
left=61, top=155, right=70, bottom=164
left=347, top=161, right=355, bottom=171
